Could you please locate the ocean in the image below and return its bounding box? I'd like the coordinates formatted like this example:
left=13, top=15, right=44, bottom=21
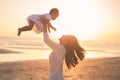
left=0, top=37, right=120, bottom=62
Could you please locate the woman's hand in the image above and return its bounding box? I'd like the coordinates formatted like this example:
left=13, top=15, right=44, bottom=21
left=40, top=15, right=48, bottom=32
left=40, top=15, right=48, bottom=24
left=39, top=15, right=47, bottom=32
left=43, top=23, right=48, bottom=33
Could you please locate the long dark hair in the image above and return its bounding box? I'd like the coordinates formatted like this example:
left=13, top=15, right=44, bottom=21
left=63, top=35, right=85, bottom=69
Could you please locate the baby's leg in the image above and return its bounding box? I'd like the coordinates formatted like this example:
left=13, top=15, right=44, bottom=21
left=18, top=20, right=35, bottom=36
left=20, top=20, right=34, bottom=31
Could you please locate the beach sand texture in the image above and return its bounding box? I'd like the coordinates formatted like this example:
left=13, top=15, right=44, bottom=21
left=0, top=57, right=120, bottom=80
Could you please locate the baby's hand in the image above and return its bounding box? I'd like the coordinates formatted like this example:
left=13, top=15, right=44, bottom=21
left=53, top=27, right=57, bottom=31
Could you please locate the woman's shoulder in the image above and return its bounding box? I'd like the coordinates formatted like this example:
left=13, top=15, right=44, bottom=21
left=57, top=44, right=66, bottom=53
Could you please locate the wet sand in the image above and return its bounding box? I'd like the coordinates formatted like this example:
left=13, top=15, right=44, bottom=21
left=0, top=57, right=120, bottom=80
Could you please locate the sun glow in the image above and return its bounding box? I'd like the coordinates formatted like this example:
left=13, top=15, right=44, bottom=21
left=85, top=52, right=94, bottom=58
left=1, top=0, right=119, bottom=41
left=45, top=0, right=110, bottom=40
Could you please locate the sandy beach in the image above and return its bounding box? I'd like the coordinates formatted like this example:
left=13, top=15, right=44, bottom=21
left=0, top=40, right=120, bottom=80
left=0, top=57, right=120, bottom=80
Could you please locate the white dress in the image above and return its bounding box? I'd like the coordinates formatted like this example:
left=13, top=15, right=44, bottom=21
left=27, top=13, right=52, bottom=34
left=43, top=32, right=66, bottom=80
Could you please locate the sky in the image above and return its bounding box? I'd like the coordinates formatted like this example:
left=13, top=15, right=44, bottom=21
left=0, top=0, right=120, bottom=41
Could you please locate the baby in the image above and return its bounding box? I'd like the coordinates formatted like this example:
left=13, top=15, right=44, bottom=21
left=18, top=8, right=59, bottom=36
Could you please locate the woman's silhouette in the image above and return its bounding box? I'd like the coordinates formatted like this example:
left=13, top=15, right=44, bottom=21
left=42, top=18, right=86, bottom=80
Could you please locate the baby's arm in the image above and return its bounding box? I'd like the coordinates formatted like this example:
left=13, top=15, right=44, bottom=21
left=47, top=22, right=56, bottom=31
left=45, top=21, right=56, bottom=33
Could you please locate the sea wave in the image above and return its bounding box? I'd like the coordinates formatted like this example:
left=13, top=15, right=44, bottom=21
left=0, top=38, right=120, bottom=54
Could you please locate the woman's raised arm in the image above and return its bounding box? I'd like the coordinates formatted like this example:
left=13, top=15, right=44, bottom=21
left=42, top=17, right=61, bottom=51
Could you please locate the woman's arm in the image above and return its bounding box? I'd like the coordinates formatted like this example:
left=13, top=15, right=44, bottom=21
left=42, top=18, right=61, bottom=51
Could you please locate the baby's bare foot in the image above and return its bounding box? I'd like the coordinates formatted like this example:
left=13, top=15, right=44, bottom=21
left=18, top=28, right=21, bottom=36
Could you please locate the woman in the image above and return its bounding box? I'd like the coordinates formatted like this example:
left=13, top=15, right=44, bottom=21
left=42, top=18, right=85, bottom=80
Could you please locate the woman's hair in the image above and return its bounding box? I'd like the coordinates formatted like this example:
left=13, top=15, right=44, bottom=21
left=63, top=35, right=85, bottom=69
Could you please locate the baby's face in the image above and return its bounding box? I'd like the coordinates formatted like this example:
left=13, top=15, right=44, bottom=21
left=51, top=14, right=59, bottom=20
left=59, top=35, right=68, bottom=45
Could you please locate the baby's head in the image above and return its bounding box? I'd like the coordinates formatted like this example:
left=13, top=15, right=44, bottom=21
left=49, top=8, right=59, bottom=20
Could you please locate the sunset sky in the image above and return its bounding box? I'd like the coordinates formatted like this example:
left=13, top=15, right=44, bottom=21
left=0, top=0, right=120, bottom=41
